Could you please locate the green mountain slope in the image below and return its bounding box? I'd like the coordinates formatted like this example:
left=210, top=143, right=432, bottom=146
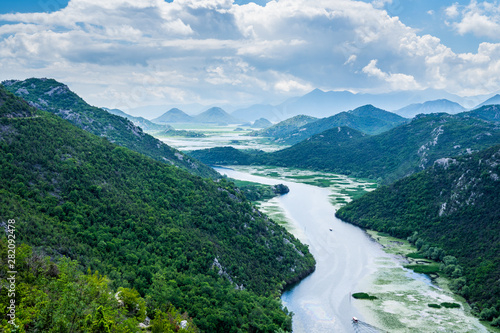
left=0, top=240, right=199, bottom=332
left=256, top=105, right=407, bottom=145
left=0, top=86, right=315, bottom=332
left=269, top=113, right=500, bottom=182
left=103, top=107, right=171, bottom=131
left=248, top=114, right=318, bottom=139
left=191, top=112, right=500, bottom=183
left=2, top=78, right=218, bottom=179
left=336, top=145, right=500, bottom=318
left=458, top=104, right=500, bottom=123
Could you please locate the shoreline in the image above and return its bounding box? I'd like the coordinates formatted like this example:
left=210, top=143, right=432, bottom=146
left=352, top=229, right=493, bottom=332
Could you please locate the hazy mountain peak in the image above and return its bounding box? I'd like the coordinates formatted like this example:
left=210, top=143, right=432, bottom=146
left=476, top=94, right=500, bottom=108
left=195, top=106, right=240, bottom=124
left=395, top=99, right=465, bottom=118
left=152, top=108, right=193, bottom=123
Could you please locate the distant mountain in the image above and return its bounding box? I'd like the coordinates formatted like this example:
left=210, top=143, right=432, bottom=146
left=231, top=104, right=281, bottom=122
left=2, top=78, right=218, bottom=179
left=191, top=112, right=500, bottom=183
left=277, top=88, right=355, bottom=118
left=152, top=108, right=194, bottom=123
left=336, top=144, right=500, bottom=314
left=395, top=99, right=466, bottom=118
left=475, top=94, right=500, bottom=108
left=273, top=88, right=468, bottom=119
left=458, top=104, right=500, bottom=124
left=248, top=115, right=318, bottom=139
left=267, top=113, right=500, bottom=182
left=127, top=103, right=205, bottom=119
left=251, top=118, right=273, bottom=129
left=103, top=107, right=171, bottom=131
left=262, top=105, right=407, bottom=145
left=194, top=107, right=241, bottom=124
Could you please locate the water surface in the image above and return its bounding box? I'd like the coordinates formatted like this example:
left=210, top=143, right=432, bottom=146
left=216, top=167, right=389, bottom=332
left=216, top=166, right=488, bottom=333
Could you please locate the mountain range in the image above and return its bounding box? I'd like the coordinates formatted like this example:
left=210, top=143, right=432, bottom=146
left=0, top=84, right=315, bottom=331
left=252, top=105, right=407, bottom=145
left=190, top=108, right=500, bottom=183
left=1, top=78, right=218, bottom=179
left=103, top=107, right=171, bottom=131
left=228, top=88, right=495, bottom=122
left=152, top=106, right=242, bottom=125
left=394, top=99, right=466, bottom=118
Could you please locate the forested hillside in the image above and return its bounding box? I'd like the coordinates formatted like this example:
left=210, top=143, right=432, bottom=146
left=458, top=104, right=500, bottom=123
left=0, top=86, right=315, bottom=332
left=192, top=112, right=500, bottom=183
left=336, top=145, right=500, bottom=322
left=2, top=78, right=218, bottom=179
left=248, top=115, right=317, bottom=139
left=0, top=240, right=199, bottom=332
left=250, top=105, right=406, bottom=145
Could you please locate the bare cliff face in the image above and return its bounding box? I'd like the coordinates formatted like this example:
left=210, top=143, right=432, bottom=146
left=435, top=146, right=500, bottom=217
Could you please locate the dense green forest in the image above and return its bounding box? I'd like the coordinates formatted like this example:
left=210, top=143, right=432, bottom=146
left=0, top=86, right=315, bottom=332
left=191, top=112, right=500, bottom=183
left=0, top=239, right=199, bottom=332
left=256, top=105, right=407, bottom=145
left=458, top=104, right=500, bottom=123
left=1, top=78, right=218, bottom=179
left=248, top=115, right=318, bottom=140
left=336, top=145, right=500, bottom=323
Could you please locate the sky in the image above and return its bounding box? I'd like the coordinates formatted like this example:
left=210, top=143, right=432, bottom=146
left=0, top=0, right=500, bottom=112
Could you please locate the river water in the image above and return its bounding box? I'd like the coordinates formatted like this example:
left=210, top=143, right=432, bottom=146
left=215, top=167, right=391, bottom=332
left=215, top=166, right=489, bottom=333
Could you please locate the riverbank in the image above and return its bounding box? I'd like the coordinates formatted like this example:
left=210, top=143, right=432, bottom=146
left=217, top=165, right=492, bottom=332
left=353, top=230, right=493, bottom=332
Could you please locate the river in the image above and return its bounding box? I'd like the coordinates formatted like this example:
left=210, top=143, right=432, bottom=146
left=214, top=166, right=489, bottom=333
left=215, top=167, right=390, bottom=332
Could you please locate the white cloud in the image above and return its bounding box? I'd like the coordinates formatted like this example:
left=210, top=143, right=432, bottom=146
left=274, top=77, right=313, bottom=93
left=344, top=54, right=357, bottom=65
left=372, top=0, right=392, bottom=9
left=0, top=0, right=499, bottom=108
left=445, top=3, right=459, bottom=18
left=446, top=1, right=500, bottom=39
left=362, top=59, right=421, bottom=90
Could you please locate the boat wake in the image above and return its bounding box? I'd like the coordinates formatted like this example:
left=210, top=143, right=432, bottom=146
left=352, top=319, right=386, bottom=333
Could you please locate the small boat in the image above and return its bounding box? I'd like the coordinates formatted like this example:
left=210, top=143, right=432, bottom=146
left=329, top=228, right=333, bottom=231
left=352, top=316, right=358, bottom=323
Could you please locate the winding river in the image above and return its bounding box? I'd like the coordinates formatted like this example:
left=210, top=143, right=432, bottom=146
left=215, top=167, right=390, bottom=332
left=214, top=166, right=488, bottom=333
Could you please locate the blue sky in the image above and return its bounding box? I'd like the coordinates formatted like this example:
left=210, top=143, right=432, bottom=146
left=0, top=0, right=69, bottom=14
left=0, top=0, right=499, bottom=110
